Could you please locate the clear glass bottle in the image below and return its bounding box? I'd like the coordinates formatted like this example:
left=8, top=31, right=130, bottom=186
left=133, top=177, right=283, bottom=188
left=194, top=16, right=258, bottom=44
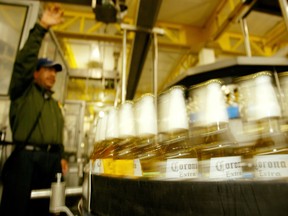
left=130, top=94, right=164, bottom=178
left=159, top=86, right=199, bottom=180
left=189, top=79, right=242, bottom=180
left=100, top=107, right=121, bottom=176
left=233, top=74, right=259, bottom=179
left=251, top=72, right=288, bottom=180
left=113, top=101, right=137, bottom=177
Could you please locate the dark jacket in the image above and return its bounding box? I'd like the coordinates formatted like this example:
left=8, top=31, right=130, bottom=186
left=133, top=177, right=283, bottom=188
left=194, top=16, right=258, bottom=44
left=9, top=23, right=64, bottom=153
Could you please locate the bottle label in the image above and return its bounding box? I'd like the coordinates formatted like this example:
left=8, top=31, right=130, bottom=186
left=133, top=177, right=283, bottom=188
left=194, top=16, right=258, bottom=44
left=102, top=158, right=115, bottom=175
left=134, top=159, right=143, bottom=177
left=210, top=156, right=242, bottom=179
left=93, top=159, right=104, bottom=174
left=114, top=159, right=134, bottom=177
left=166, top=158, right=198, bottom=179
left=254, top=154, right=288, bottom=178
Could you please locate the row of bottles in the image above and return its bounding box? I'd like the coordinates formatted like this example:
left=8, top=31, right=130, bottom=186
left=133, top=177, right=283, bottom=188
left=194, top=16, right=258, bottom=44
left=90, top=70, right=288, bottom=181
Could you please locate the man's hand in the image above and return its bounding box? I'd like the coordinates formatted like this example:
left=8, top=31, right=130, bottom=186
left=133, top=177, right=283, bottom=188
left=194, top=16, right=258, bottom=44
left=39, top=3, right=64, bottom=29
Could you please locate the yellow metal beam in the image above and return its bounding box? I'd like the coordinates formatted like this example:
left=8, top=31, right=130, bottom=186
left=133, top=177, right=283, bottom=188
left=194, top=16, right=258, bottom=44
left=56, top=4, right=288, bottom=58
left=217, top=32, right=276, bottom=56
left=203, top=0, right=257, bottom=41
left=265, top=21, right=287, bottom=47
left=86, top=22, right=104, bottom=34
left=156, top=21, right=207, bottom=51
left=62, top=38, right=78, bottom=68
left=55, top=31, right=130, bottom=43
left=53, top=9, right=203, bottom=49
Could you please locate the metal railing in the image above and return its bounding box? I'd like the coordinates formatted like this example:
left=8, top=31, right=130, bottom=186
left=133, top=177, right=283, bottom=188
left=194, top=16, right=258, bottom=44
left=31, top=186, right=82, bottom=199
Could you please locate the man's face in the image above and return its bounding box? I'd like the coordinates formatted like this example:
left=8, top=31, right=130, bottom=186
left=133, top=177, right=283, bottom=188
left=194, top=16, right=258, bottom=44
left=34, top=67, right=57, bottom=90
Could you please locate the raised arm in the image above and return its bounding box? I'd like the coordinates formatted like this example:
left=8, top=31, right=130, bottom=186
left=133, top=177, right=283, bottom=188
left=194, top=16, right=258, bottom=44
left=9, top=3, right=64, bottom=100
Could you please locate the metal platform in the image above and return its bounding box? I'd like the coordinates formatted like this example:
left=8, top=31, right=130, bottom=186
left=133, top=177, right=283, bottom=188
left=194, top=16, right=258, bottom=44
left=164, top=56, right=288, bottom=88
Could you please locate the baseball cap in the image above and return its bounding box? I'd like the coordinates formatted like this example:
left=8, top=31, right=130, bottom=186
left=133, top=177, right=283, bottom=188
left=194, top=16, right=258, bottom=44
left=36, top=58, right=62, bottom=72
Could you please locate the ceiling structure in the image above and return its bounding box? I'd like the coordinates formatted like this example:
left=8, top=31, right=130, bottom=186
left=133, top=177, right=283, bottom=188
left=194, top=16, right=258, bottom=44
left=17, top=0, right=288, bottom=115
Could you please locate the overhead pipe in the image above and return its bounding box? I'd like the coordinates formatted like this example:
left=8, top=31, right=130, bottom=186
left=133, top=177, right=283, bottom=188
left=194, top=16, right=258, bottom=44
left=239, top=18, right=252, bottom=57
left=115, top=24, right=164, bottom=105
left=125, top=0, right=163, bottom=100
left=31, top=186, right=83, bottom=199
left=278, top=0, right=288, bottom=32
left=153, top=32, right=159, bottom=115
left=121, top=28, right=127, bottom=103
left=119, top=23, right=164, bottom=101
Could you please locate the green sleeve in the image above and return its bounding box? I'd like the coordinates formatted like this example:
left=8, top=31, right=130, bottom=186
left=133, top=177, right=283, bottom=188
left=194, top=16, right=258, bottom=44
left=9, top=23, right=48, bottom=101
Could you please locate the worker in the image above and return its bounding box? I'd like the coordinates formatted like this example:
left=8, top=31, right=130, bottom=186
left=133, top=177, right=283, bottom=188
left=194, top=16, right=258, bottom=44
left=0, top=3, right=68, bottom=216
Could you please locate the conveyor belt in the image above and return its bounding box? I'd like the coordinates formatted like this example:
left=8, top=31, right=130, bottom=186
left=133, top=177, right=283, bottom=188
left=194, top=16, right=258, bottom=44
left=88, top=174, right=288, bottom=216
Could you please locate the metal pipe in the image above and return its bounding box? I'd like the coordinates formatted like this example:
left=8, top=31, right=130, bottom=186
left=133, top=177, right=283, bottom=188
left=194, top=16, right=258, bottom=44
left=119, top=23, right=164, bottom=102
left=114, top=80, right=121, bottom=107
left=30, top=186, right=83, bottom=199
left=121, top=29, right=127, bottom=103
left=87, top=161, right=92, bottom=213
left=279, top=0, right=288, bottom=32
left=50, top=173, right=66, bottom=214
left=153, top=32, right=158, bottom=97
left=153, top=32, right=158, bottom=117
left=240, top=18, right=252, bottom=57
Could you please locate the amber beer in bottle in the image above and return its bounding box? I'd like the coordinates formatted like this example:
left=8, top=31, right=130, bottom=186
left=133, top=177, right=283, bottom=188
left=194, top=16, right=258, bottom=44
left=113, top=101, right=136, bottom=177
left=100, top=107, right=122, bottom=176
left=90, top=115, right=107, bottom=174
left=133, top=94, right=165, bottom=178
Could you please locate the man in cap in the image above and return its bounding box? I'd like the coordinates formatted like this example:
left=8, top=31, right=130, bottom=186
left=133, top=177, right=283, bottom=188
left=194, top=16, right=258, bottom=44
left=0, top=3, right=68, bottom=216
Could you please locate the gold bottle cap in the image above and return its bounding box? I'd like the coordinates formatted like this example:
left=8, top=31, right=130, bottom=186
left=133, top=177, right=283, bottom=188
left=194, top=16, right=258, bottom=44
left=168, top=85, right=186, bottom=92
left=234, top=71, right=272, bottom=83
left=122, top=100, right=134, bottom=105
left=252, top=71, right=272, bottom=79
left=158, top=85, right=186, bottom=99
left=189, top=78, right=222, bottom=90
left=135, top=93, right=155, bottom=103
